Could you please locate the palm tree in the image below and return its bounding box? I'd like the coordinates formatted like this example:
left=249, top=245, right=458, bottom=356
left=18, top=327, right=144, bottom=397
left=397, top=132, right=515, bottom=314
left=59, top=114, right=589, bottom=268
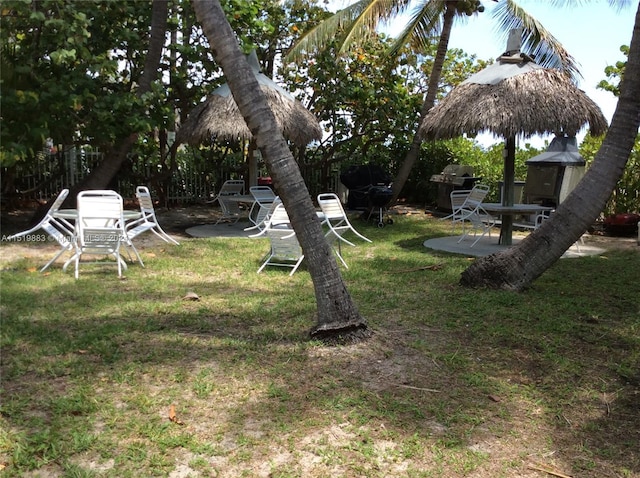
left=460, top=1, right=640, bottom=290
left=191, top=0, right=369, bottom=343
left=285, top=0, right=579, bottom=204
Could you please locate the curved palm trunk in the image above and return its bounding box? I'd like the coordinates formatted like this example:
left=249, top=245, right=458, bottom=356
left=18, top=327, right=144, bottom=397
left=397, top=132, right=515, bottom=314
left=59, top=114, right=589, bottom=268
left=192, top=0, right=368, bottom=342
left=390, top=2, right=455, bottom=204
left=71, top=0, right=168, bottom=194
left=460, top=3, right=640, bottom=291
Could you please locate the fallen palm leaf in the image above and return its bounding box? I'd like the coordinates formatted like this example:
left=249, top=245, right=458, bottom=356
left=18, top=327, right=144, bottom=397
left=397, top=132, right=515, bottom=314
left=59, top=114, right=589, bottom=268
left=394, top=384, right=441, bottom=393
left=385, top=264, right=443, bottom=274
left=528, top=462, right=572, bottom=478
left=169, top=404, right=184, bottom=425
left=183, top=291, right=200, bottom=301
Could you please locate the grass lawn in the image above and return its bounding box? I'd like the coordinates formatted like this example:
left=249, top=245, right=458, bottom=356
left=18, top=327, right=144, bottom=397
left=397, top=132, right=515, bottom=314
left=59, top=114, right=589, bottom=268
left=1, top=211, right=638, bottom=477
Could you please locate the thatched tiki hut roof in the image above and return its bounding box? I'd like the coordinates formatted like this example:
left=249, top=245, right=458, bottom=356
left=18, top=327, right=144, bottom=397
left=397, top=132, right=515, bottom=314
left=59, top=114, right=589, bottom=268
left=418, top=65, right=608, bottom=140
left=418, top=28, right=608, bottom=245
left=175, top=53, right=322, bottom=147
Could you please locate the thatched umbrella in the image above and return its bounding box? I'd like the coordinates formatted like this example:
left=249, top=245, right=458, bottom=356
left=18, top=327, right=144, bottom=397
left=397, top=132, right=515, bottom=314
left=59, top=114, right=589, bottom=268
left=419, top=30, right=607, bottom=245
left=175, top=52, right=322, bottom=147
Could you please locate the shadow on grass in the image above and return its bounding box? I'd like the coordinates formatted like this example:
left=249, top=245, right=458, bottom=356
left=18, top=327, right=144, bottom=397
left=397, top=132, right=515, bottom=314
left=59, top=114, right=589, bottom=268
left=1, top=225, right=638, bottom=476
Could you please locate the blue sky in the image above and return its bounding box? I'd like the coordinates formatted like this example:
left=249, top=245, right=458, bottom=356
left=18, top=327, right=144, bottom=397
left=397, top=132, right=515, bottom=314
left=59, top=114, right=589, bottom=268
left=444, top=2, right=635, bottom=135
left=331, top=0, right=636, bottom=147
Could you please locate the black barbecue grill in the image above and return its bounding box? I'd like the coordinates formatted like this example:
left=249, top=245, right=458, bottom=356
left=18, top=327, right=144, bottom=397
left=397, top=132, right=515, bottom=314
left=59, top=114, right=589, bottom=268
left=340, top=164, right=394, bottom=227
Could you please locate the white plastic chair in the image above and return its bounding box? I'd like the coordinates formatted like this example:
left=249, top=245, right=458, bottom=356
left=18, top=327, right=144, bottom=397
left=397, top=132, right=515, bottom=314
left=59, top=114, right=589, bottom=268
left=444, top=185, right=490, bottom=233
left=456, top=202, right=496, bottom=247
left=317, top=193, right=371, bottom=247
left=256, top=204, right=304, bottom=275
left=63, top=190, right=128, bottom=279
left=442, top=189, right=472, bottom=231
left=210, top=180, right=246, bottom=225
left=248, top=186, right=277, bottom=231
left=246, top=196, right=282, bottom=235
left=6, top=189, right=75, bottom=272
left=317, top=193, right=371, bottom=267
left=464, top=184, right=490, bottom=209
left=208, top=179, right=245, bottom=203
left=126, top=186, right=180, bottom=249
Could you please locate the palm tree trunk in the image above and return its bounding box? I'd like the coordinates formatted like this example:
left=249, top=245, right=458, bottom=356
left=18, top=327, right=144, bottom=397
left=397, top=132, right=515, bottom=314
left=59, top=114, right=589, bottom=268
left=390, top=2, right=456, bottom=204
left=460, top=3, right=640, bottom=291
left=191, top=0, right=368, bottom=342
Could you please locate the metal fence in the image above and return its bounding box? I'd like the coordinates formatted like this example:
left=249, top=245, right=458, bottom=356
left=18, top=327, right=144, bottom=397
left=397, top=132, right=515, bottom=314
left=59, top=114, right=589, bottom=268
left=7, top=146, right=343, bottom=204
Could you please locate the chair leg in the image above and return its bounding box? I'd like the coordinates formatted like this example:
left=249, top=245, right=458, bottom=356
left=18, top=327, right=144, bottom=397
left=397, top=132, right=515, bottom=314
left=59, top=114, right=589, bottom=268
left=126, top=241, right=145, bottom=267
left=40, top=246, right=72, bottom=272
left=151, top=226, right=179, bottom=245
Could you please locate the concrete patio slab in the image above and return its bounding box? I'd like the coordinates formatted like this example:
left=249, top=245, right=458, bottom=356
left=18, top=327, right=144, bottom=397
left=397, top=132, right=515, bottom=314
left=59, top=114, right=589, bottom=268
left=423, top=234, right=607, bottom=258
left=185, top=221, right=256, bottom=238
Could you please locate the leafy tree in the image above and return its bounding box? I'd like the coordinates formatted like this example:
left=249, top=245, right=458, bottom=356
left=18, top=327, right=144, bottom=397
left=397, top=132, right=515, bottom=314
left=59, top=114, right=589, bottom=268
left=1, top=1, right=154, bottom=165
left=590, top=43, right=640, bottom=215
left=192, top=0, right=369, bottom=343
left=0, top=0, right=297, bottom=199
left=283, top=32, right=486, bottom=196
left=0, top=0, right=170, bottom=199
left=597, top=44, right=628, bottom=97
left=581, top=133, right=640, bottom=216
left=460, top=2, right=640, bottom=290
left=284, top=0, right=579, bottom=205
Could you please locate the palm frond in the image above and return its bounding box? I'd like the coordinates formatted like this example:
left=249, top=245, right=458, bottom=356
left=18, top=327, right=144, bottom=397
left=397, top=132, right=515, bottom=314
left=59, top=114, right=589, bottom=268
left=339, top=0, right=412, bottom=53
left=285, top=0, right=370, bottom=62
left=492, top=0, right=581, bottom=81
left=388, top=0, right=445, bottom=56
left=285, top=0, right=413, bottom=62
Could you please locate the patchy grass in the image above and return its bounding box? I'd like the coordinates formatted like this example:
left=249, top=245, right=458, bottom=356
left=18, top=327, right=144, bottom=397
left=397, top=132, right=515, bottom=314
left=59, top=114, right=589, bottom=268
left=1, top=210, right=638, bottom=478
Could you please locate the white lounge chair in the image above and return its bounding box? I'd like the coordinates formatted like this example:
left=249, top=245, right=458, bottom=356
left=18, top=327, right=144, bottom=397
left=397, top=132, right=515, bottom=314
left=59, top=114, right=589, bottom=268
left=317, top=193, right=371, bottom=267
left=63, top=190, right=128, bottom=279
left=456, top=202, right=496, bottom=247
left=256, top=204, right=304, bottom=275
left=248, top=186, right=277, bottom=231
left=210, top=180, right=246, bottom=225
left=441, top=189, right=471, bottom=230
left=208, top=179, right=244, bottom=203
left=6, top=189, right=75, bottom=272
left=246, top=196, right=282, bottom=235
left=127, top=186, right=180, bottom=247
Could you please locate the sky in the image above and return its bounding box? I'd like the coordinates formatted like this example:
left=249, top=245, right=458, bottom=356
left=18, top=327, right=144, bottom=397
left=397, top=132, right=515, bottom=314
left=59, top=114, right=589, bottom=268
left=441, top=1, right=635, bottom=146
left=331, top=0, right=637, bottom=147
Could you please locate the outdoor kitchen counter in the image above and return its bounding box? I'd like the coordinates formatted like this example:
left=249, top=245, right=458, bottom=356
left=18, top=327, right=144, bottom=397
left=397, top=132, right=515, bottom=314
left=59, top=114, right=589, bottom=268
left=481, top=203, right=554, bottom=245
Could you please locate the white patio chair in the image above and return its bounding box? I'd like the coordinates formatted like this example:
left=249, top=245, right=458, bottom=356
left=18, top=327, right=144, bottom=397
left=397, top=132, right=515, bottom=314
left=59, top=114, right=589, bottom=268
left=464, top=184, right=490, bottom=208
left=126, top=186, right=180, bottom=253
left=216, top=196, right=247, bottom=225
left=246, top=196, right=282, bottom=235
left=317, top=193, right=371, bottom=247
left=63, top=190, right=128, bottom=279
left=210, top=180, right=246, bottom=225
left=256, top=204, right=304, bottom=275
left=441, top=189, right=472, bottom=231
left=456, top=202, right=496, bottom=247
left=6, top=189, right=75, bottom=272
left=317, top=193, right=371, bottom=268
left=444, top=184, right=490, bottom=232
left=248, top=186, right=277, bottom=231
left=208, top=179, right=245, bottom=203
